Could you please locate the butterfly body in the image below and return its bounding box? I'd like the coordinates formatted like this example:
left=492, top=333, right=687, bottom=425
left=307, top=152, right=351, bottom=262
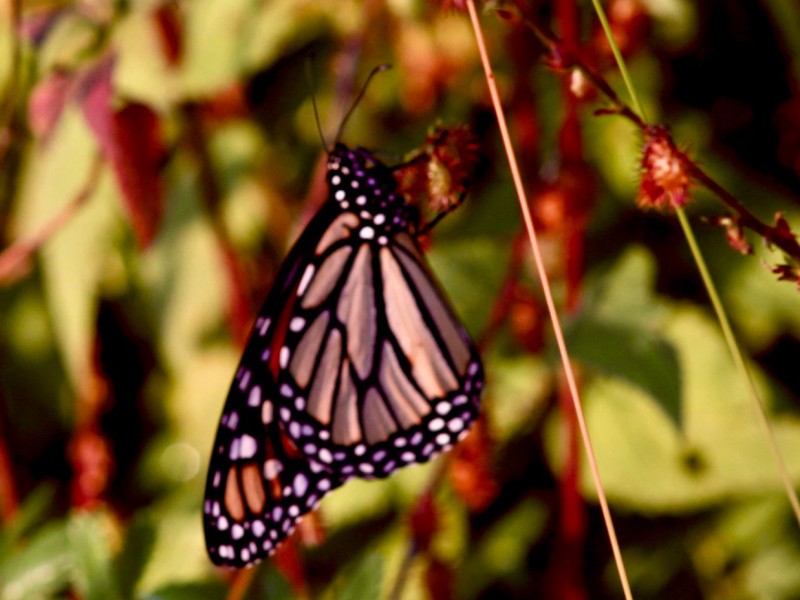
left=204, top=143, right=483, bottom=567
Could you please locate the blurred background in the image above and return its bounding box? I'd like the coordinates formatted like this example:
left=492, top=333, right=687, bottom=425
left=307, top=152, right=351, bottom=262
left=2, top=0, right=800, bottom=598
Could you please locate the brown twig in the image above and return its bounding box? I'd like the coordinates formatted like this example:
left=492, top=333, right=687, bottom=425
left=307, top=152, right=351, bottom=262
left=0, top=153, right=104, bottom=283
left=509, top=0, right=800, bottom=262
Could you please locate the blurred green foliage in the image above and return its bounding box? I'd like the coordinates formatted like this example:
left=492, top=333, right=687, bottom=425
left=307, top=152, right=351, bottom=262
left=2, top=0, right=800, bottom=599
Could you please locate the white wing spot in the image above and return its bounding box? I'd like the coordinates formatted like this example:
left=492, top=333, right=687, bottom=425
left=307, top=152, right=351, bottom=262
left=248, top=386, right=261, bottom=407
left=360, top=226, right=375, bottom=240
left=229, top=438, right=241, bottom=460
left=280, top=347, right=290, bottom=368
left=239, top=434, right=257, bottom=459
left=293, top=473, right=309, bottom=497
left=262, top=400, right=273, bottom=424
left=298, top=265, right=315, bottom=296
left=252, top=520, right=265, bottom=537
left=448, top=417, right=465, bottom=432
left=259, top=318, right=271, bottom=336
left=238, top=370, right=251, bottom=391
left=264, top=458, right=283, bottom=479
left=290, top=317, right=306, bottom=332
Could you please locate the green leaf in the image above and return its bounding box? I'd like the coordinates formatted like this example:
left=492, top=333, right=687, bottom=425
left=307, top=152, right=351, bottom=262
left=141, top=581, right=228, bottom=600
left=0, top=519, right=71, bottom=600
left=428, top=236, right=509, bottom=334
left=252, top=564, right=295, bottom=600
left=116, top=513, right=158, bottom=598
left=0, top=485, right=56, bottom=559
left=67, top=511, right=122, bottom=600
left=16, top=107, right=122, bottom=395
left=457, top=498, right=547, bottom=596
left=558, top=306, right=800, bottom=512
left=564, top=317, right=682, bottom=427
left=332, top=551, right=384, bottom=600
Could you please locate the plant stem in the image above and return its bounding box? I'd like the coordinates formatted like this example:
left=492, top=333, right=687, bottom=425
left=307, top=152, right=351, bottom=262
left=591, top=0, right=800, bottom=529
left=465, top=2, right=634, bottom=599
left=676, top=208, right=800, bottom=525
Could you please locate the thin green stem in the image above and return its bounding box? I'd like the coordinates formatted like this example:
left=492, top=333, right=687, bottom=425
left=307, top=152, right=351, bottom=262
left=676, top=208, right=800, bottom=525
left=592, top=0, right=800, bottom=529
left=588, top=0, right=648, bottom=122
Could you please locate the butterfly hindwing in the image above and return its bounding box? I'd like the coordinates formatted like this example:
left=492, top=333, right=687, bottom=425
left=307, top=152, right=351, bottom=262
left=203, top=328, right=347, bottom=567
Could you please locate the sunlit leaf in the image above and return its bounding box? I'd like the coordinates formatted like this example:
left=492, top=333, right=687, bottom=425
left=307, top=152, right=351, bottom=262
left=116, top=513, right=157, bottom=598
left=141, top=581, right=227, bottom=600
left=565, top=317, right=682, bottom=427
left=332, top=551, right=384, bottom=600
left=0, top=519, right=71, bottom=600
left=67, top=510, right=122, bottom=600
left=15, top=107, right=121, bottom=394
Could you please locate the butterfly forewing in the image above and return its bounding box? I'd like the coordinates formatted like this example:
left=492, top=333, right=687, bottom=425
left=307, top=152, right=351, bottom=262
left=204, top=143, right=484, bottom=567
left=274, top=146, right=483, bottom=476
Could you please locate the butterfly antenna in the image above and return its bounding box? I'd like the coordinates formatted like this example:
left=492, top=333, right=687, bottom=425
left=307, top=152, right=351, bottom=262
left=333, top=64, right=392, bottom=145
left=306, top=57, right=330, bottom=151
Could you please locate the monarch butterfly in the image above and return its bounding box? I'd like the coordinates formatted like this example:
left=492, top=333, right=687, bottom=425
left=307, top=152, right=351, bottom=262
left=203, top=135, right=484, bottom=567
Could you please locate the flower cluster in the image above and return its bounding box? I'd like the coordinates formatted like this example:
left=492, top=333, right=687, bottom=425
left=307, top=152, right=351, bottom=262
left=637, top=125, right=693, bottom=211
left=395, top=125, right=482, bottom=227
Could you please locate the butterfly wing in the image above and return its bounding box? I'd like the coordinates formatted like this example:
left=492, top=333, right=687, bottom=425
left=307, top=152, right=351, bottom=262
left=204, top=143, right=484, bottom=567
left=274, top=145, right=484, bottom=478
left=203, top=379, right=343, bottom=567
left=204, top=206, right=347, bottom=567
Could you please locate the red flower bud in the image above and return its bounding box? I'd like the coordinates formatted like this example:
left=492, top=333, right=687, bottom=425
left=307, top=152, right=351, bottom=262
left=637, top=126, right=692, bottom=211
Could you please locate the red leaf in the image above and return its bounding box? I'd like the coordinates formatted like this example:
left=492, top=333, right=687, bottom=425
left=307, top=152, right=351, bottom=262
left=153, top=3, right=183, bottom=65
left=425, top=558, right=454, bottom=600
left=28, top=70, right=73, bottom=141
left=78, top=57, right=165, bottom=247
left=449, top=417, right=498, bottom=511
left=409, top=489, right=438, bottom=553
left=109, top=103, right=165, bottom=247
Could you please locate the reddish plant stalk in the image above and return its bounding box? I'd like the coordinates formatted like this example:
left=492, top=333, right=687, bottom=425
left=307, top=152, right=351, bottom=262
left=0, top=408, right=19, bottom=522
left=549, top=0, right=589, bottom=597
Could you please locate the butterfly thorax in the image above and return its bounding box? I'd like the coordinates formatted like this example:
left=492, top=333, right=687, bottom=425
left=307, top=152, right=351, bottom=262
left=326, top=144, right=414, bottom=241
